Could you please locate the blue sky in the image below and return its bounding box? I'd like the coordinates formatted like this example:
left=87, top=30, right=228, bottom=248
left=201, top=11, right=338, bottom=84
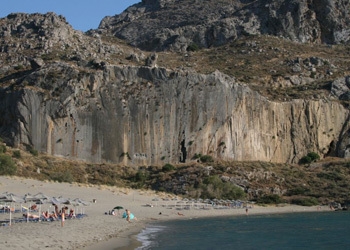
left=0, top=0, right=140, bottom=31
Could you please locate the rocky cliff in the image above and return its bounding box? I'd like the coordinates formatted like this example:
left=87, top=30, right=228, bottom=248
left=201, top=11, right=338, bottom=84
left=0, top=5, right=350, bottom=166
left=1, top=60, right=349, bottom=166
left=99, top=0, right=350, bottom=51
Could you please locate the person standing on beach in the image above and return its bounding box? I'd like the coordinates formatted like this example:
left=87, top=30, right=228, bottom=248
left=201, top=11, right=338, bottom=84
left=61, top=207, right=65, bottom=227
left=54, top=204, right=59, bottom=217
left=126, top=209, right=131, bottom=223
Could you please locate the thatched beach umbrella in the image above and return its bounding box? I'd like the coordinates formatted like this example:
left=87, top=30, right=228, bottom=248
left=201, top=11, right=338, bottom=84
left=70, top=198, right=90, bottom=215
left=0, top=192, right=26, bottom=225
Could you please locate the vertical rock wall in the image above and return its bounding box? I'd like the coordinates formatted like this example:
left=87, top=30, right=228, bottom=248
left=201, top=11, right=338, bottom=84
left=0, top=66, right=348, bottom=165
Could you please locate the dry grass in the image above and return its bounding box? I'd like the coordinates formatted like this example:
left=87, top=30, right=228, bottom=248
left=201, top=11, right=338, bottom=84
left=156, top=35, right=350, bottom=101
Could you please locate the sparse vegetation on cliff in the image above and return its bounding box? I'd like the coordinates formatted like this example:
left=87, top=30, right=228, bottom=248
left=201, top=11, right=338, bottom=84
left=299, top=152, right=321, bottom=164
left=0, top=155, right=17, bottom=176
left=0, top=143, right=349, bottom=206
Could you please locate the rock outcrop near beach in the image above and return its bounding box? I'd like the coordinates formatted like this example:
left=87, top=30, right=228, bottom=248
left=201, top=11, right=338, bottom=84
left=99, top=0, right=350, bottom=51
left=0, top=5, right=349, bottom=167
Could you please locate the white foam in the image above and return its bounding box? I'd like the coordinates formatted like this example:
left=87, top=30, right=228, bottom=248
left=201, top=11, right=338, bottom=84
left=136, top=225, right=167, bottom=249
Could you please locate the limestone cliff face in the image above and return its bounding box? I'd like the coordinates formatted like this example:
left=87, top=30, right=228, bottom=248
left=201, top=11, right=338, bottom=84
left=1, top=63, right=348, bottom=165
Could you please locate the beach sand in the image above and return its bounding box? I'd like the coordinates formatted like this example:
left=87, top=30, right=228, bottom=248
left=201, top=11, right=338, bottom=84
left=0, top=176, right=326, bottom=250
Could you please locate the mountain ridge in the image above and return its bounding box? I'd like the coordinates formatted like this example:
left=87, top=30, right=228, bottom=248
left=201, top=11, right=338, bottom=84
left=98, top=0, right=350, bottom=51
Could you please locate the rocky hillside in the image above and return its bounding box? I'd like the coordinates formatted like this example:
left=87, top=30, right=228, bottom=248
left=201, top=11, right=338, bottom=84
left=0, top=1, right=349, bottom=168
left=99, top=0, right=350, bottom=51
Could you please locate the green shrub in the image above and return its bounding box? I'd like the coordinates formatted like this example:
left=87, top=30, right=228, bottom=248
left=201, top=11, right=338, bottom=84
left=257, top=194, right=284, bottom=204
left=200, top=155, right=214, bottom=163
left=307, top=152, right=320, bottom=161
left=0, top=144, right=6, bottom=153
left=200, top=175, right=246, bottom=200
left=26, top=145, right=38, bottom=156
left=222, top=183, right=246, bottom=200
left=300, top=152, right=320, bottom=164
left=287, top=187, right=309, bottom=196
left=51, top=171, right=74, bottom=183
left=162, top=163, right=175, bottom=172
left=0, top=154, right=17, bottom=175
left=134, top=171, right=148, bottom=183
left=13, top=150, right=21, bottom=159
left=203, top=175, right=222, bottom=187
left=299, top=156, right=312, bottom=164
left=131, top=170, right=149, bottom=188
left=316, top=172, right=343, bottom=181
left=187, top=43, right=200, bottom=52
left=192, top=153, right=202, bottom=160
left=291, top=197, right=319, bottom=206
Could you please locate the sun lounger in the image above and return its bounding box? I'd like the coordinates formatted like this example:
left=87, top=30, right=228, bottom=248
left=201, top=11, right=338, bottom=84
left=75, top=213, right=87, bottom=219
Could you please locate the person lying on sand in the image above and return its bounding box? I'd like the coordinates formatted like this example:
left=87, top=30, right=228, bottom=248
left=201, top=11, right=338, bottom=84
left=177, top=212, right=184, bottom=216
left=23, top=213, right=40, bottom=219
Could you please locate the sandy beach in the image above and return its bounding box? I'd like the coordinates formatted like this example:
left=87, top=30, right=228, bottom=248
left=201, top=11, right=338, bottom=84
left=0, top=176, right=325, bottom=250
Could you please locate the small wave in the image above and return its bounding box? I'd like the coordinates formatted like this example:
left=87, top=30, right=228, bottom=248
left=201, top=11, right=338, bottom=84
left=136, top=225, right=167, bottom=250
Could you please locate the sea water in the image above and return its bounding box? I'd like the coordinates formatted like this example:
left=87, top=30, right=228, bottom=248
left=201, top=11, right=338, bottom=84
left=135, top=211, right=350, bottom=250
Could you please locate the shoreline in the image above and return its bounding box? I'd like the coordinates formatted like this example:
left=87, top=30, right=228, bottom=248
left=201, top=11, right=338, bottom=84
left=95, top=206, right=330, bottom=250
left=0, top=176, right=328, bottom=250
left=83, top=223, right=144, bottom=250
